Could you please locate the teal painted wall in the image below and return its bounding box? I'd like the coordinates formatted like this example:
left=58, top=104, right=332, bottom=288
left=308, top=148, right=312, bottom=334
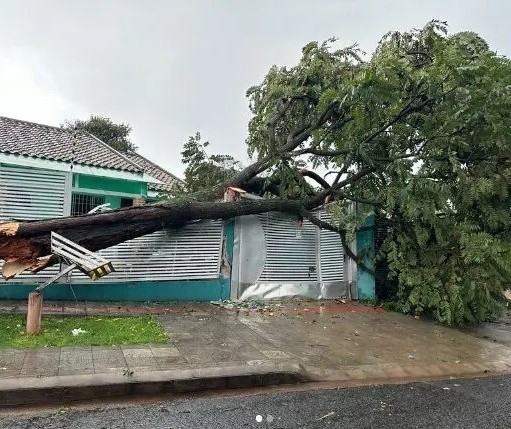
left=0, top=280, right=229, bottom=302
left=356, top=215, right=376, bottom=300
left=104, top=195, right=121, bottom=209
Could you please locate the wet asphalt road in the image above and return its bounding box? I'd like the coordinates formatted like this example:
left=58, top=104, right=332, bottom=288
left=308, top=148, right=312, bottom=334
left=1, top=375, right=511, bottom=429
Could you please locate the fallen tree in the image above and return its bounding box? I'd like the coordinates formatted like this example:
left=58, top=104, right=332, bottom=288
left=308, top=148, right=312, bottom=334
left=0, top=169, right=361, bottom=277
left=0, top=199, right=304, bottom=276
left=1, top=21, right=510, bottom=325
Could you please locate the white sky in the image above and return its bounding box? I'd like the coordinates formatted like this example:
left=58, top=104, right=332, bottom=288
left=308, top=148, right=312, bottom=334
left=0, top=1, right=509, bottom=178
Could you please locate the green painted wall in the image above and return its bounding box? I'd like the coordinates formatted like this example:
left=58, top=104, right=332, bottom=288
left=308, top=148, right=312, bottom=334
left=104, top=195, right=121, bottom=209
left=73, top=174, right=147, bottom=196
left=356, top=215, right=376, bottom=300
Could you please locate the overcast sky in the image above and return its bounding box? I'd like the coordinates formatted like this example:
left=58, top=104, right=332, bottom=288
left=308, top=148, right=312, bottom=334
left=0, top=1, right=509, bottom=177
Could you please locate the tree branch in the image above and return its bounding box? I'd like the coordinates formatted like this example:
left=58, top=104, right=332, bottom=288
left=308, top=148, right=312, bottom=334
left=300, top=211, right=375, bottom=275
left=307, top=167, right=377, bottom=209
left=298, top=168, right=331, bottom=189
left=304, top=148, right=351, bottom=157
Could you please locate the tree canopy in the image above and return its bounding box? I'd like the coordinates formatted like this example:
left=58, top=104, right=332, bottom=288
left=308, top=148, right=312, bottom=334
left=181, top=21, right=511, bottom=324
left=64, top=115, right=137, bottom=154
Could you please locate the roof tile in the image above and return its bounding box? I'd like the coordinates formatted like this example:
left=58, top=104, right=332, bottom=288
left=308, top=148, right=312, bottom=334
left=0, top=116, right=142, bottom=173
left=126, top=152, right=183, bottom=192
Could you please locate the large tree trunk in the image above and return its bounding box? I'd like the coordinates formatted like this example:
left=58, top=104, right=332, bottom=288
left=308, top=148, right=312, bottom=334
left=0, top=198, right=305, bottom=278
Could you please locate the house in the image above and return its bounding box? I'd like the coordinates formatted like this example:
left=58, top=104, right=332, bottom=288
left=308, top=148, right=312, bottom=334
left=0, top=115, right=374, bottom=302
left=0, top=115, right=181, bottom=218
left=0, top=116, right=229, bottom=301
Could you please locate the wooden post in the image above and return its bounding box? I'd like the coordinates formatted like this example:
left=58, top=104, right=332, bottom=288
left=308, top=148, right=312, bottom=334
left=26, top=292, right=43, bottom=335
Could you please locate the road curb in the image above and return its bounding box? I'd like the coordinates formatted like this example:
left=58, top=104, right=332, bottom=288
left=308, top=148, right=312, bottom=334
left=2, top=360, right=509, bottom=409
left=0, top=363, right=310, bottom=408
left=302, top=360, right=511, bottom=386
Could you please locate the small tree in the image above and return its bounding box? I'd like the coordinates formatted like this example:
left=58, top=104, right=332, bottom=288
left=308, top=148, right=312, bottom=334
left=181, top=132, right=242, bottom=193
left=64, top=115, right=137, bottom=154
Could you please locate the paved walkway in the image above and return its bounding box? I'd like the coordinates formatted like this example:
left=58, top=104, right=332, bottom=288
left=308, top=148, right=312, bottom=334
left=1, top=300, right=511, bottom=385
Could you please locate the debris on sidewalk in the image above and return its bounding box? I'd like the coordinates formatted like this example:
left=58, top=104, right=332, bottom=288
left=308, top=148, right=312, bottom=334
left=318, top=411, right=336, bottom=421
left=210, top=299, right=284, bottom=312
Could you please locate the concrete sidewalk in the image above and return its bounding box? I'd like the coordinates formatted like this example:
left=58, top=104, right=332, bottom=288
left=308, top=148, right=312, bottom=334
left=1, top=300, right=511, bottom=407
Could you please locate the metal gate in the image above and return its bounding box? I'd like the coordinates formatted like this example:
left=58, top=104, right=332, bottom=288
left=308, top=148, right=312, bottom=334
left=231, top=209, right=348, bottom=300
left=0, top=164, right=71, bottom=221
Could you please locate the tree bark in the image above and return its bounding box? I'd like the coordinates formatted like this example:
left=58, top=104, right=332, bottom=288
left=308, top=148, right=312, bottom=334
left=0, top=198, right=305, bottom=278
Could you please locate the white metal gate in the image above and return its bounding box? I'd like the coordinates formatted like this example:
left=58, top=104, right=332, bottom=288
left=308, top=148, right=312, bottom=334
left=0, top=164, right=71, bottom=221
left=232, top=209, right=348, bottom=300
left=258, top=212, right=318, bottom=282
left=318, top=210, right=345, bottom=282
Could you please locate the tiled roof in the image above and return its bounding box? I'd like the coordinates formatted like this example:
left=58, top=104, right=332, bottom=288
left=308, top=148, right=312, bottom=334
left=126, top=152, right=183, bottom=192
left=0, top=116, right=142, bottom=173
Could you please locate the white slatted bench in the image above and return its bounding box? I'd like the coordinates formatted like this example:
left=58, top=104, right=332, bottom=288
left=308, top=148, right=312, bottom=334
left=35, top=232, right=114, bottom=292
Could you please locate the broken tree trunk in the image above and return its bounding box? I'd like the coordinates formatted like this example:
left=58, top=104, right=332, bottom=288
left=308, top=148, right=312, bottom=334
left=0, top=198, right=306, bottom=278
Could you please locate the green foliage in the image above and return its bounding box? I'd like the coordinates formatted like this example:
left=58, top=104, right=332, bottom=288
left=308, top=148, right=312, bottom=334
left=181, top=132, right=242, bottom=193
left=242, top=20, right=511, bottom=325
left=0, top=315, right=168, bottom=348
left=65, top=115, right=137, bottom=154
left=380, top=299, right=405, bottom=313
left=172, top=21, right=510, bottom=324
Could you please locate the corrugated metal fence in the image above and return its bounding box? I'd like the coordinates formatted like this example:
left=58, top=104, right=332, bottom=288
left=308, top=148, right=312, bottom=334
left=0, top=164, right=70, bottom=221
left=72, top=221, right=224, bottom=283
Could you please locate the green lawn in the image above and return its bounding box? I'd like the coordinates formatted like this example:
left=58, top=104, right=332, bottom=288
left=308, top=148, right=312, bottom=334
left=0, top=315, right=169, bottom=349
